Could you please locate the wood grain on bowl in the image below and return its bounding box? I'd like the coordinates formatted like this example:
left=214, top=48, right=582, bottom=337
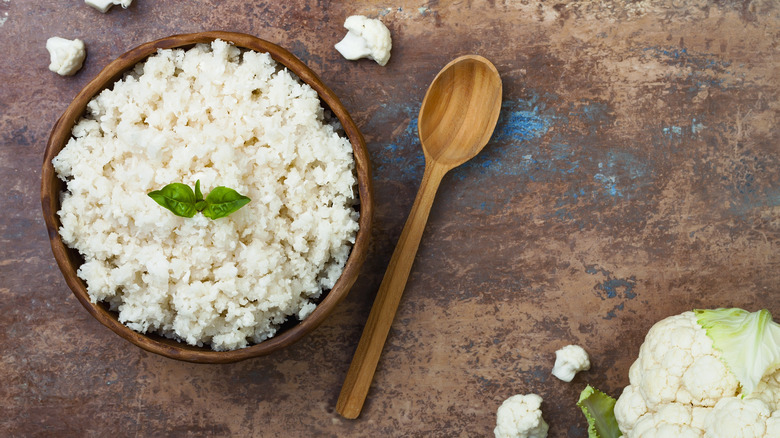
left=40, top=32, right=373, bottom=364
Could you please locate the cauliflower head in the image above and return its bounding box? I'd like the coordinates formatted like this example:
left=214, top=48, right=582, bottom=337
left=614, top=311, right=780, bottom=437
left=494, top=393, right=549, bottom=438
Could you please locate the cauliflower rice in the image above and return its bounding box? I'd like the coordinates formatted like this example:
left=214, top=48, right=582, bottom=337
left=52, top=40, right=359, bottom=351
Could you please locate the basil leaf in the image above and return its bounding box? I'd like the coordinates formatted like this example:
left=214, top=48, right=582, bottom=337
left=194, top=179, right=204, bottom=202
left=202, top=186, right=251, bottom=219
left=148, top=183, right=198, bottom=218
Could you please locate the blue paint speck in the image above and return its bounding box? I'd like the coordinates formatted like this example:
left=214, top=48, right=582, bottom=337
left=586, top=266, right=637, bottom=319
left=594, top=173, right=621, bottom=197
left=370, top=104, right=426, bottom=183
left=604, top=303, right=625, bottom=320
left=598, top=278, right=637, bottom=299
left=491, top=102, right=553, bottom=145
left=691, top=118, right=706, bottom=134
left=642, top=46, right=731, bottom=90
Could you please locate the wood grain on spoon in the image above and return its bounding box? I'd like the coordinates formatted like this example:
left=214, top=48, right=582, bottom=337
left=337, top=55, right=502, bottom=419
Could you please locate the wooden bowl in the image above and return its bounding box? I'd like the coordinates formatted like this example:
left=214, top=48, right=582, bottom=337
left=40, top=32, right=373, bottom=363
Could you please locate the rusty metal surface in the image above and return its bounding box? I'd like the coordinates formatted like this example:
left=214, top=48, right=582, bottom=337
left=1, top=1, right=778, bottom=436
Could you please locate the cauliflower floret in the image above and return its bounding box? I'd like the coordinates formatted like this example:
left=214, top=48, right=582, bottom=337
left=703, top=397, right=772, bottom=437
left=628, top=312, right=739, bottom=411
left=750, top=368, right=780, bottom=411
left=494, top=394, right=548, bottom=438
left=85, top=0, right=133, bottom=13
left=334, top=15, right=392, bottom=66
left=630, top=403, right=705, bottom=437
left=46, top=37, right=86, bottom=76
left=614, top=384, right=649, bottom=434
left=551, top=344, right=590, bottom=382
left=701, top=370, right=780, bottom=437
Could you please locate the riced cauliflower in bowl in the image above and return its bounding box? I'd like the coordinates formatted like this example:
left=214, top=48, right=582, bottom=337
left=41, top=32, right=373, bottom=363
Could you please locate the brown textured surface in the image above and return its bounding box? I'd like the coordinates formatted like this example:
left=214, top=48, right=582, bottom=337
left=1, top=0, right=778, bottom=436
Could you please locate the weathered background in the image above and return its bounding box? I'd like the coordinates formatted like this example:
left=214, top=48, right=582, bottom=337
left=1, top=0, right=778, bottom=436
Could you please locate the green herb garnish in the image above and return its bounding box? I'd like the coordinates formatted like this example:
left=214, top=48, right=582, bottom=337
left=148, top=180, right=250, bottom=220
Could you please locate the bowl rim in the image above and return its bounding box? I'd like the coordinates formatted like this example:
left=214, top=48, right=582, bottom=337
left=40, top=31, right=373, bottom=363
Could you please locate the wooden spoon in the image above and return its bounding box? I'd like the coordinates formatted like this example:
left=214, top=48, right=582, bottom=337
left=336, top=55, right=503, bottom=419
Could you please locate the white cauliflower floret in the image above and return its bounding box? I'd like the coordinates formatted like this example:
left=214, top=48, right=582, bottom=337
left=627, top=312, right=739, bottom=410
left=46, top=37, right=86, bottom=76
left=631, top=403, right=705, bottom=437
left=614, top=384, right=648, bottom=434
left=494, top=394, right=548, bottom=438
left=551, top=344, right=590, bottom=382
left=615, top=311, right=780, bottom=437
left=702, top=369, right=780, bottom=437
left=750, top=367, right=780, bottom=411
left=703, top=397, right=772, bottom=437
left=85, top=0, right=133, bottom=13
left=334, top=15, right=392, bottom=66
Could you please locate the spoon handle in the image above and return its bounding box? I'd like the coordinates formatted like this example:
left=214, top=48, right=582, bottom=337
left=337, top=160, right=449, bottom=419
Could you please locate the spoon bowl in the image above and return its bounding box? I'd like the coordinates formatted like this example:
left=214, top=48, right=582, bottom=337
left=337, top=55, right=502, bottom=419
left=418, top=55, right=503, bottom=167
